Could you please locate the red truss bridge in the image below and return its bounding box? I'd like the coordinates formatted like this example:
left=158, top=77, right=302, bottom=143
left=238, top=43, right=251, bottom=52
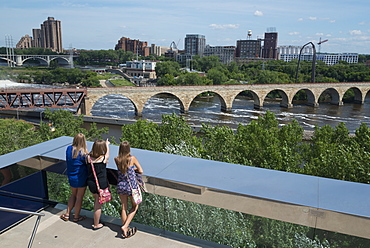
left=0, top=88, right=87, bottom=110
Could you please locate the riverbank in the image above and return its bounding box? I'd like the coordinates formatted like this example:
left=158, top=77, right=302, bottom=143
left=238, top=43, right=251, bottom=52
left=0, top=109, right=316, bottom=141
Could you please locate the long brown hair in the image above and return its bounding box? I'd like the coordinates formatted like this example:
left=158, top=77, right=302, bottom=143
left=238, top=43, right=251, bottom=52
left=116, top=141, right=131, bottom=174
left=72, top=133, right=88, bottom=159
left=89, top=139, right=107, bottom=160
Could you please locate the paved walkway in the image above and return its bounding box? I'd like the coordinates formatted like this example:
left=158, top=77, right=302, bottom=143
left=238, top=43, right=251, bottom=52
left=0, top=204, right=229, bottom=248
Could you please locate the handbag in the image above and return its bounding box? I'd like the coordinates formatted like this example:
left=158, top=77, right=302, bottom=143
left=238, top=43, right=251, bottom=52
left=128, top=171, right=142, bottom=204
left=135, top=172, right=147, bottom=193
left=90, top=157, right=112, bottom=204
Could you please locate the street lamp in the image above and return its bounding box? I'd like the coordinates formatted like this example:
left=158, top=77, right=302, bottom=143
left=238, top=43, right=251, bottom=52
left=295, top=42, right=316, bottom=83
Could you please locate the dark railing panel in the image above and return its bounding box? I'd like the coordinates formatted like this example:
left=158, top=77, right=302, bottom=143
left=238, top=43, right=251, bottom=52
left=0, top=171, right=49, bottom=233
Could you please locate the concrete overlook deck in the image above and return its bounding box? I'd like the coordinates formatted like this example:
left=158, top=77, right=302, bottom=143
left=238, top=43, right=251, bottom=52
left=0, top=204, right=227, bottom=248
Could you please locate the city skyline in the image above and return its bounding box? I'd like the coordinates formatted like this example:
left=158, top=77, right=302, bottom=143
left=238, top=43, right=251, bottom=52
left=1, top=0, right=369, bottom=54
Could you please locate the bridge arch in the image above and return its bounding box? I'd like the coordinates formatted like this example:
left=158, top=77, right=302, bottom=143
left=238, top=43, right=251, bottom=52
left=22, top=57, right=49, bottom=66
left=292, top=89, right=318, bottom=107
left=342, top=87, right=363, bottom=104
left=188, top=91, right=228, bottom=113
left=49, top=56, right=70, bottom=66
left=85, top=93, right=139, bottom=117
left=142, top=92, right=185, bottom=115
left=231, top=90, right=262, bottom=110
left=319, top=88, right=342, bottom=105
left=0, top=57, right=16, bottom=66
left=262, top=89, right=291, bottom=108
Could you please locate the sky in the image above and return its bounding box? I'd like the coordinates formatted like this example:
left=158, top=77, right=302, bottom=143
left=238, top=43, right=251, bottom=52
left=1, top=0, right=369, bottom=54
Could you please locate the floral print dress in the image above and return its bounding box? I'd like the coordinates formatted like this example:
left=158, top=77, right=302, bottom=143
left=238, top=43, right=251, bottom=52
left=116, top=165, right=139, bottom=196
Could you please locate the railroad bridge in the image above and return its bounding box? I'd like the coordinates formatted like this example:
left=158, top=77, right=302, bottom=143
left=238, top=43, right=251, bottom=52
left=82, top=82, right=370, bottom=116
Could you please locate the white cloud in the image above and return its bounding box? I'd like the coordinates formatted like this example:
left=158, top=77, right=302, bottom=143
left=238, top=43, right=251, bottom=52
left=350, top=30, right=363, bottom=35
left=329, top=20, right=336, bottom=23
left=209, top=24, right=240, bottom=30
left=316, top=33, right=324, bottom=36
left=254, top=10, right=263, bottom=17
left=297, top=18, right=303, bottom=22
left=288, top=32, right=299, bottom=35
left=308, top=17, right=317, bottom=21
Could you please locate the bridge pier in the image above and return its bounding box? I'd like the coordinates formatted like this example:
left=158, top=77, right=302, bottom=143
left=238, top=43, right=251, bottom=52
left=280, top=103, right=293, bottom=108
left=307, top=102, right=319, bottom=107
left=221, top=106, right=232, bottom=112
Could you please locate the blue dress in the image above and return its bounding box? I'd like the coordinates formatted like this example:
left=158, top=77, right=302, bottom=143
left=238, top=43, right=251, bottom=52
left=66, top=145, right=88, bottom=188
left=117, top=165, right=139, bottom=195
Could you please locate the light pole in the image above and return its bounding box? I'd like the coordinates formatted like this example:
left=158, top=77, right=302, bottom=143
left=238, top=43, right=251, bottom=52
left=295, top=42, right=316, bottom=83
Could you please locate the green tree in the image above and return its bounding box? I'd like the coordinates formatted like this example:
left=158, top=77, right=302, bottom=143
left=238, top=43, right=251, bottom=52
left=120, top=119, right=162, bottom=151
left=0, top=119, right=42, bottom=155
left=206, top=68, right=228, bottom=85
left=38, top=109, right=107, bottom=141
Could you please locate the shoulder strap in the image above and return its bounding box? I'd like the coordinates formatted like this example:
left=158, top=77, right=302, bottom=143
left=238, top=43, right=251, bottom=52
left=89, top=156, right=101, bottom=191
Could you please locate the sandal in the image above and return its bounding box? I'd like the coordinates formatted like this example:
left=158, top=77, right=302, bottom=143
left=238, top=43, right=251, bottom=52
left=73, top=215, right=86, bottom=222
left=126, top=227, right=137, bottom=238
left=92, top=223, right=104, bottom=230
left=60, top=214, right=69, bottom=221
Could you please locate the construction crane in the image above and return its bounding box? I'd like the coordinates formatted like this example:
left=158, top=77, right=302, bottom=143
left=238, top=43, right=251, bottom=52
left=317, top=38, right=328, bottom=53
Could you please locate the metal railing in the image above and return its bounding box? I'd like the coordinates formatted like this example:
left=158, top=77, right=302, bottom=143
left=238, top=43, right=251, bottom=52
left=0, top=207, right=45, bottom=248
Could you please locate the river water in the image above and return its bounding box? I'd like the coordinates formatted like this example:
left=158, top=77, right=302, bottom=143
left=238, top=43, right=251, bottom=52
left=91, top=92, right=370, bottom=133
left=2, top=80, right=370, bottom=134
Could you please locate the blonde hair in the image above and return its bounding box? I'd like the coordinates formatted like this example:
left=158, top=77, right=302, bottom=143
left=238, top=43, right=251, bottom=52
left=72, top=133, right=88, bottom=159
left=89, top=139, right=107, bottom=159
left=116, top=141, right=131, bottom=174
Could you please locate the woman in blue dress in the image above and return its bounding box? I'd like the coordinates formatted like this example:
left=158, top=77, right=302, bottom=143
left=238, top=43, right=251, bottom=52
left=114, top=141, right=143, bottom=238
left=60, top=133, right=88, bottom=222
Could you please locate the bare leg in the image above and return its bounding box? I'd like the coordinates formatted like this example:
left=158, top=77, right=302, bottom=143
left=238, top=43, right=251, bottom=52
left=73, top=187, right=86, bottom=218
left=120, top=195, right=138, bottom=236
left=119, top=194, right=128, bottom=225
left=63, top=187, right=78, bottom=218
left=93, top=194, right=103, bottom=228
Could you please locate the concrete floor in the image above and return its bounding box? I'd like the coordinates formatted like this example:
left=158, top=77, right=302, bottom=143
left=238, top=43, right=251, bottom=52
left=0, top=204, right=229, bottom=248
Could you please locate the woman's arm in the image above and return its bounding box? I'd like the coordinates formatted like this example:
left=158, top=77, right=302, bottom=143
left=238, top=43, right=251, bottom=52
left=104, top=139, right=110, bottom=163
left=132, top=156, right=143, bottom=174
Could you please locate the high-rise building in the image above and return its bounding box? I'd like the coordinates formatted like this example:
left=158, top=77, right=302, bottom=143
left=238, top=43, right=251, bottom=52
left=184, top=34, right=206, bottom=56
left=115, top=37, right=150, bottom=57
left=41, top=17, right=63, bottom=53
left=17, top=17, right=63, bottom=53
left=16, top=35, right=33, bottom=49
left=32, top=29, right=42, bottom=48
left=261, top=28, right=278, bottom=59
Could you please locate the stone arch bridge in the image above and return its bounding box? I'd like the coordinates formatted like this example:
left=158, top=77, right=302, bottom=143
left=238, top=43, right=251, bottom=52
left=82, top=82, right=370, bottom=116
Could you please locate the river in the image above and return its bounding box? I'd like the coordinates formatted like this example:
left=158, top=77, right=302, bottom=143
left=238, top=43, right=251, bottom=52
left=90, top=92, right=370, bottom=134
left=2, top=80, right=370, bottom=134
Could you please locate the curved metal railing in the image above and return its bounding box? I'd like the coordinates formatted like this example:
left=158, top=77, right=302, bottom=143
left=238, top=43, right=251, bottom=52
left=0, top=207, right=45, bottom=248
